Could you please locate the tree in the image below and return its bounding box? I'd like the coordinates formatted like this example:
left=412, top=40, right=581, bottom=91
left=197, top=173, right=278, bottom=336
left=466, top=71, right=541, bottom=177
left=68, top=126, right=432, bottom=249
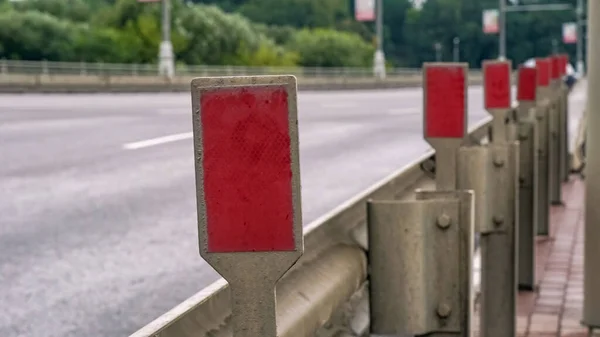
left=288, top=28, right=374, bottom=67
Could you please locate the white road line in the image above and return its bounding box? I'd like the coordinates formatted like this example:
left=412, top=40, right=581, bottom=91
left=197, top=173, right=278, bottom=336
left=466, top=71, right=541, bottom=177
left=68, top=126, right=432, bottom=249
left=123, top=132, right=192, bottom=150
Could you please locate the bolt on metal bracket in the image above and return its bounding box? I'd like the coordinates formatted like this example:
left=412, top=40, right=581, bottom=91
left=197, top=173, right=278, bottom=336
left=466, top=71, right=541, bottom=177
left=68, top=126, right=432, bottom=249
left=367, top=190, right=474, bottom=337
left=457, top=144, right=516, bottom=235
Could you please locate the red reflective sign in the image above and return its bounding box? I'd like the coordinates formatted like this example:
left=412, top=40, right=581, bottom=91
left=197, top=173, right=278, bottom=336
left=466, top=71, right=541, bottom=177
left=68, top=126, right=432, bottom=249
left=200, top=86, right=295, bottom=253
left=424, top=65, right=466, bottom=138
left=484, top=61, right=511, bottom=109
left=551, top=56, right=561, bottom=79
left=561, top=54, right=569, bottom=76
left=536, top=58, right=550, bottom=87
left=517, top=66, right=537, bottom=101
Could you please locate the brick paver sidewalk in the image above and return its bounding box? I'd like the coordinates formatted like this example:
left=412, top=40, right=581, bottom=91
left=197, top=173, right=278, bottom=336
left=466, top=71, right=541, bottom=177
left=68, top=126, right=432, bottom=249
left=474, top=176, right=591, bottom=337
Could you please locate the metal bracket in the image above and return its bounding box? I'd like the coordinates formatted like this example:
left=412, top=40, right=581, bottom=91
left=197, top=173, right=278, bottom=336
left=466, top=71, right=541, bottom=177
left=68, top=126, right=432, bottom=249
left=517, top=122, right=535, bottom=188
left=457, top=144, right=515, bottom=234
left=368, top=190, right=474, bottom=337
left=420, top=156, right=437, bottom=179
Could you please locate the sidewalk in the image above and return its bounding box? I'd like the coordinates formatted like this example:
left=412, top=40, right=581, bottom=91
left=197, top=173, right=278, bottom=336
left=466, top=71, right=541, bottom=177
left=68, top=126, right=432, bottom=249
left=473, top=176, right=589, bottom=337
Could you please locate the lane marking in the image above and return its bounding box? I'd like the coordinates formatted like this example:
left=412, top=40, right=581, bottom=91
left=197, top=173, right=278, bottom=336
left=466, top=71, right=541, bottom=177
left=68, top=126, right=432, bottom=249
left=123, top=132, right=192, bottom=150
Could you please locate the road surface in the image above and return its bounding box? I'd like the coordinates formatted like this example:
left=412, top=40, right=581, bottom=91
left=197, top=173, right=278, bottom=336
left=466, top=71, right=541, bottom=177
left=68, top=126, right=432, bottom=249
left=0, top=86, right=538, bottom=337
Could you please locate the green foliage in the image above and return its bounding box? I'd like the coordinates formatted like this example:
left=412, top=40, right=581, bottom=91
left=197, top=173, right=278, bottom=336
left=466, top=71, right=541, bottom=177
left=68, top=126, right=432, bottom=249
left=236, top=39, right=299, bottom=66
left=289, top=28, right=374, bottom=67
left=11, top=0, right=91, bottom=22
left=0, top=0, right=583, bottom=69
left=239, top=0, right=349, bottom=28
left=0, top=9, right=78, bottom=61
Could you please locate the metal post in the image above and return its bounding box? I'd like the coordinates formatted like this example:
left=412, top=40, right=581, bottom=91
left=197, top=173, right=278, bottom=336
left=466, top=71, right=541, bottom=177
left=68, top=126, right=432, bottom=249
left=159, top=0, right=175, bottom=79
left=373, top=0, right=386, bottom=79
left=1, top=59, right=7, bottom=76
left=463, top=60, right=517, bottom=337
left=368, top=190, right=474, bottom=337
left=435, top=43, right=442, bottom=62
left=561, top=65, right=570, bottom=182
left=481, top=118, right=517, bottom=337
left=577, top=0, right=585, bottom=75
left=583, top=0, right=600, bottom=328
left=549, top=80, right=563, bottom=205
left=534, top=58, right=552, bottom=236
left=513, top=66, right=539, bottom=290
left=499, top=0, right=507, bottom=59
left=535, top=88, right=551, bottom=235
left=516, top=102, right=537, bottom=290
left=453, top=37, right=460, bottom=62
left=552, top=39, right=559, bottom=54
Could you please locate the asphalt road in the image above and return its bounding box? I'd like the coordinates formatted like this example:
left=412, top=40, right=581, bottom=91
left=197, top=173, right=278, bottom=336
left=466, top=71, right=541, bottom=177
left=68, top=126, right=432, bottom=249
left=0, top=85, right=582, bottom=337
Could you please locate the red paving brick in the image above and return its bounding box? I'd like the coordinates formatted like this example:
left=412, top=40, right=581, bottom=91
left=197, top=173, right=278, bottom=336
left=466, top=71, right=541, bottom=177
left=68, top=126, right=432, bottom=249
left=473, top=176, right=593, bottom=337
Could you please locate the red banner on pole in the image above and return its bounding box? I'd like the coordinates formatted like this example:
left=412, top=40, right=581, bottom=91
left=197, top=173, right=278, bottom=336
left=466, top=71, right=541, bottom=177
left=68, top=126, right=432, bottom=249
left=355, top=0, right=375, bottom=21
left=563, top=23, right=577, bottom=44
left=483, top=9, right=499, bottom=34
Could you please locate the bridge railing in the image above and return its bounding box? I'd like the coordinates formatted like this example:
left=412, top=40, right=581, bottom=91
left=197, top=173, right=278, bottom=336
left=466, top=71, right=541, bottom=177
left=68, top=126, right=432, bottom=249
left=127, top=55, right=578, bottom=337
left=0, top=59, right=484, bottom=79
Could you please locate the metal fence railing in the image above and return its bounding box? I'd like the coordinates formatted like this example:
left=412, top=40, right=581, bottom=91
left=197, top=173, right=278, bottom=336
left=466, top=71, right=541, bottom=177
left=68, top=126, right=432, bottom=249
left=0, top=59, right=483, bottom=79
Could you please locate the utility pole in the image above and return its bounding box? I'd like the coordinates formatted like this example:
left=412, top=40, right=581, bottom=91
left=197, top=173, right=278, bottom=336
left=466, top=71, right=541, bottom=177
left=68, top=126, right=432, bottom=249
left=584, top=0, right=600, bottom=329
left=576, top=0, right=585, bottom=75
left=434, top=42, right=442, bottom=62
left=453, top=37, right=460, bottom=62
left=499, top=0, right=507, bottom=60
left=373, top=0, right=386, bottom=79
left=495, top=2, right=573, bottom=60
left=159, top=0, right=175, bottom=79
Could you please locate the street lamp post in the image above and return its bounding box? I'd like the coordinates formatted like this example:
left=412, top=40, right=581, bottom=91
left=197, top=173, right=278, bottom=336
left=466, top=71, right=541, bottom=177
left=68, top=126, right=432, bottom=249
left=499, top=0, right=507, bottom=59
left=453, top=37, right=460, bottom=62
left=373, top=0, right=386, bottom=79
left=159, top=0, right=175, bottom=79
left=584, top=0, right=600, bottom=328
left=434, top=42, right=442, bottom=62
left=577, top=0, right=585, bottom=75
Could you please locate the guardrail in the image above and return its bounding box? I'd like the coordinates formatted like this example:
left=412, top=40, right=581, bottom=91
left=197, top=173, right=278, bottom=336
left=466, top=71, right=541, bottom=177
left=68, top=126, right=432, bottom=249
left=128, top=54, right=575, bottom=337
left=0, top=60, right=487, bottom=92
left=0, top=60, right=482, bottom=78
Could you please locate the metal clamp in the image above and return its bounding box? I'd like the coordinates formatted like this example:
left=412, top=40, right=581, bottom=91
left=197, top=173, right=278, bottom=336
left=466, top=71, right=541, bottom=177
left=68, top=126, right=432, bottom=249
left=368, top=190, right=474, bottom=336
left=457, top=144, right=514, bottom=234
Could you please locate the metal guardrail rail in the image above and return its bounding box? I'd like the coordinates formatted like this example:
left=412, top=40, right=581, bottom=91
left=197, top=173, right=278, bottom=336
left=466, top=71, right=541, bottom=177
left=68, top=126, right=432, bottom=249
left=127, top=56, right=581, bottom=337
left=0, top=60, right=489, bottom=93
left=0, top=59, right=484, bottom=79
left=129, top=117, right=493, bottom=337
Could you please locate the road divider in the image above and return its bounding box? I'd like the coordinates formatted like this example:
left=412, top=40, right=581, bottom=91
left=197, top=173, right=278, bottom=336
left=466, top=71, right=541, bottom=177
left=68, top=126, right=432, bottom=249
left=0, top=73, right=484, bottom=93
left=129, top=53, right=579, bottom=337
